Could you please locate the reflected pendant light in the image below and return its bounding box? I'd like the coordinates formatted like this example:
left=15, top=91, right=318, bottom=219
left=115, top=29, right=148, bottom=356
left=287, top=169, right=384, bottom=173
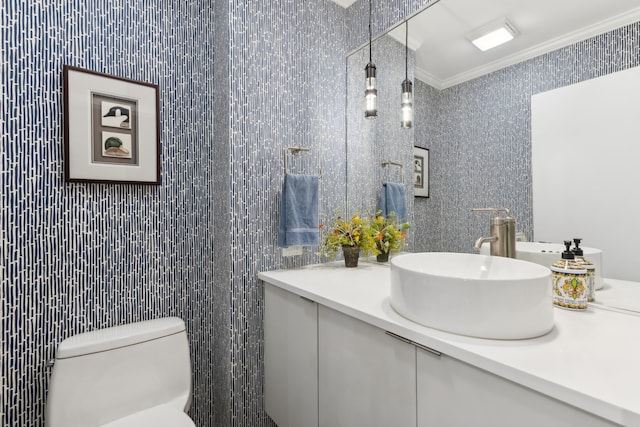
left=401, top=20, right=413, bottom=128
left=365, top=0, right=377, bottom=118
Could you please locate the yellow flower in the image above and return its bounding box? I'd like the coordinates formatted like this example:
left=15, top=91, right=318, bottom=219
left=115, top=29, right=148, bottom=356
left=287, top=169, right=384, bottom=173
left=352, top=216, right=360, bottom=224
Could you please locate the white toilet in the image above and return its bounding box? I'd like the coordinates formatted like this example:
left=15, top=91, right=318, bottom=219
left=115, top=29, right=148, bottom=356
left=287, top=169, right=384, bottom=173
left=45, top=317, right=196, bottom=427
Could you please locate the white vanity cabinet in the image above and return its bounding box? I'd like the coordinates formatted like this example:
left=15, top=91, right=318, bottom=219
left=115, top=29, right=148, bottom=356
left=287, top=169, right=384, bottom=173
left=416, top=349, right=619, bottom=427
left=264, top=284, right=318, bottom=427
left=261, top=267, right=637, bottom=427
left=318, top=305, right=416, bottom=427
left=264, top=282, right=416, bottom=427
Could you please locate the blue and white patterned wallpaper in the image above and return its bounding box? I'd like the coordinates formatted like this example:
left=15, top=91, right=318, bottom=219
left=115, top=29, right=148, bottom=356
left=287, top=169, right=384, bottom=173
left=346, top=0, right=435, bottom=53
left=212, top=0, right=232, bottom=424
left=412, top=79, right=441, bottom=251
left=1, top=1, right=220, bottom=425
left=224, top=1, right=347, bottom=425
left=412, top=22, right=640, bottom=254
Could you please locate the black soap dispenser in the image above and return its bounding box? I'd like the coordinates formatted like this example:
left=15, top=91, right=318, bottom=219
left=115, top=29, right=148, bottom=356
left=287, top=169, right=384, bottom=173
left=550, top=240, right=588, bottom=310
left=572, top=238, right=596, bottom=302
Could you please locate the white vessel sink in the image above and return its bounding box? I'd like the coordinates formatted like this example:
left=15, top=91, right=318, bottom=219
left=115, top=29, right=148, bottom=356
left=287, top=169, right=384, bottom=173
left=480, top=242, right=604, bottom=290
left=390, top=252, right=554, bottom=339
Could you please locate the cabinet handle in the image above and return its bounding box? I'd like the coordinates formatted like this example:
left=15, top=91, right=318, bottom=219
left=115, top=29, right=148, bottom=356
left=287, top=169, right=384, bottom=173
left=385, top=331, right=442, bottom=358
left=299, top=296, right=315, bottom=304
left=413, top=342, right=442, bottom=358
left=385, top=331, right=413, bottom=345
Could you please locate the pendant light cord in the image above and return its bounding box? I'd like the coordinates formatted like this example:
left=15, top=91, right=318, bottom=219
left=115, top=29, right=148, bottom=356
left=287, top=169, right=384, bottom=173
left=368, top=0, right=372, bottom=62
left=405, top=20, right=408, bottom=79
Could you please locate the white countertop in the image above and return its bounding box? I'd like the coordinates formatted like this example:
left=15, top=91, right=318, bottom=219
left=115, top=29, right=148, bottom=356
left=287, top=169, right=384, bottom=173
left=258, top=260, right=640, bottom=427
left=594, top=278, right=640, bottom=314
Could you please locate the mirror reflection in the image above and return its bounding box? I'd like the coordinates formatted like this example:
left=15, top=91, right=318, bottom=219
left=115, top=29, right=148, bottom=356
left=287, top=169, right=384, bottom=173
left=346, top=32, right=414, bottom=219
left=346, top=0, right=640, bottom=313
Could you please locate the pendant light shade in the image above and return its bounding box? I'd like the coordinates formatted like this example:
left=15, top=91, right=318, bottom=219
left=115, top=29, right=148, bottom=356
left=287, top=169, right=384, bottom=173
left=365, top=0, right=377, bottom=118
left=401, top=79, right=413, bottom=128
left=365, top=62, right=377, bottom=118
left=401, top=20, right=413, bottom=128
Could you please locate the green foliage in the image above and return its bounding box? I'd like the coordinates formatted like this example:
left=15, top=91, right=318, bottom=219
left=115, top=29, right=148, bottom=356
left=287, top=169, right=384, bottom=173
left=319, top=211, right=377, bottom=260
left=319, top=210, right=410, bottom=259
left=369, top=210, right=410, bottom=255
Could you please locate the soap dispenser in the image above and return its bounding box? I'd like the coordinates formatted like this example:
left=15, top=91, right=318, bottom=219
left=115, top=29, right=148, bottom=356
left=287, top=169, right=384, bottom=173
left=572, top=238, right=596, bottom=302
left=550, top=240, right=588, bottom=310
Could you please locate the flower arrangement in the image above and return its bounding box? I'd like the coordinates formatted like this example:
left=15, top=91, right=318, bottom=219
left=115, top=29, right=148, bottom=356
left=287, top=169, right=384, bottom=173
left=319, top=211, right=377, bottom=261
left=369, top=210, right=410, bottom=260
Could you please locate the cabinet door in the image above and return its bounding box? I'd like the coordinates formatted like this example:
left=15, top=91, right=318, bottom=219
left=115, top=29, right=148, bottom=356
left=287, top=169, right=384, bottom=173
left=264, top=284, right=318, bottom=427
left=318, top=306, right=416, bottom=427
left=416, top=349, right=619, bottom=427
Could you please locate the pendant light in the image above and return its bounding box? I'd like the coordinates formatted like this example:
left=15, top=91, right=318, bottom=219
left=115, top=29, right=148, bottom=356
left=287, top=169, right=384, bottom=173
left=401, top=20, right=413, bottom=128
left=364, top=0, right=377, bottom=118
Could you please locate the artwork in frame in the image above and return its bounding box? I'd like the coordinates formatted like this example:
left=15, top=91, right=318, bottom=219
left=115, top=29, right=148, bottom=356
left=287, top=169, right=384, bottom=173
left=63, top=65, right=160, bottom=184
left=413, top=146, right=429, bottom=198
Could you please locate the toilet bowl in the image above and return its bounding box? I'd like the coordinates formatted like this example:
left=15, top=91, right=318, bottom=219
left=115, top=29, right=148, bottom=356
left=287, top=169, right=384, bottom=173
left=45, top=317, right=195, bottom=427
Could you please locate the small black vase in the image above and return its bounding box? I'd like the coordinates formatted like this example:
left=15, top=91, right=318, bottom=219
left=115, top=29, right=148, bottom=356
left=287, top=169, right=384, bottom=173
left=376, top=251, right=390, bottom=262
left=342, top=245, right=360, bottom=268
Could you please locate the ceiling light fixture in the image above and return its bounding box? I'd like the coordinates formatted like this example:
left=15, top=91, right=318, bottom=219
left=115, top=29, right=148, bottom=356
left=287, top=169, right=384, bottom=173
left=401, top=20, right=413, bottom=129
left=364, top=0, right=377, bottom=118
left=469, top=19, right=518, bottom=52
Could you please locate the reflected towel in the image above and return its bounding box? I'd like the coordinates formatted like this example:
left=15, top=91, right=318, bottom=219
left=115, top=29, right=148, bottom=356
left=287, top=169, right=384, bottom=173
left=378, top=182, right=407, bottom=220
left=278, top=174, right=320, bottom=247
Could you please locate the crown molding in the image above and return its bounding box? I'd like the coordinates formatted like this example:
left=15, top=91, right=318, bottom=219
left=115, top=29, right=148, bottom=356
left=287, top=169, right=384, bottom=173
left=415, top=68, right=446, bottom=90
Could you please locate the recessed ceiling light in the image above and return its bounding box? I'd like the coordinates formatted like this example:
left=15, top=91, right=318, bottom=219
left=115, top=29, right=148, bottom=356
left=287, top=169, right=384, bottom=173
left=468, top=19, right=518, bottom=52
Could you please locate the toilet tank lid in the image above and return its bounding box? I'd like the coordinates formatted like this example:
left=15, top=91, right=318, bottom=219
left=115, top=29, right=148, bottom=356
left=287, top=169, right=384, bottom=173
left=56, top=317, right=186, bottom=359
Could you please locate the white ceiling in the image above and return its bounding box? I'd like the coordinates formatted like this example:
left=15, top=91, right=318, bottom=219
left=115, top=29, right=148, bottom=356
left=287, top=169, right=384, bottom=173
left=335, top=0, right=640, bottom=89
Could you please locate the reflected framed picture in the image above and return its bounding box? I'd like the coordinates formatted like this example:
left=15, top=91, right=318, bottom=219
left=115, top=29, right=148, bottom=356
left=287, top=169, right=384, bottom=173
left=63, top=65, right=160, bottom=184
left=413, top=146, right=429, bottom=198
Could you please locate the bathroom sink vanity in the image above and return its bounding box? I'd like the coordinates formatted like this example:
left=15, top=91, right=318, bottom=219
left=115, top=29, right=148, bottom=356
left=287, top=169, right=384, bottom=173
left=259, top=261, right=640, bottom=427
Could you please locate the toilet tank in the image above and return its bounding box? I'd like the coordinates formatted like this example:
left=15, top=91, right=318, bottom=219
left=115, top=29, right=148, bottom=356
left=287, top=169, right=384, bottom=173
left=46, top=317, right=192, bottom=427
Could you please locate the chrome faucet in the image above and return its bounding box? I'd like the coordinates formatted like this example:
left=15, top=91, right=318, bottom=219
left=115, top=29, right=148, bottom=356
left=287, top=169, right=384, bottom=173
left=472, top=208, right=516, bottom=258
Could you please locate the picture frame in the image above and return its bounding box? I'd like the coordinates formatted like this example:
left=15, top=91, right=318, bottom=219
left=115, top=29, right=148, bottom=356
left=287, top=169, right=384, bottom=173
left=63, top=65, right=160, bottom=184
left=413, top=146, right=429, bottom=198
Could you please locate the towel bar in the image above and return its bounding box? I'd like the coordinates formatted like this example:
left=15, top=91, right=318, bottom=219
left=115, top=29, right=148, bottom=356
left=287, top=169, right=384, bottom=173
left=381, top=160, right=404, bottom=184
left=284, top=146, right=322, bottom=177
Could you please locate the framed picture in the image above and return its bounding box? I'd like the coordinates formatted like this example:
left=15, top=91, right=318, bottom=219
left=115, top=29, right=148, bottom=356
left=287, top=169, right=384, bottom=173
left=413, top=146, right=429, bottom=198
left=63, top=65, right=160, bottom=184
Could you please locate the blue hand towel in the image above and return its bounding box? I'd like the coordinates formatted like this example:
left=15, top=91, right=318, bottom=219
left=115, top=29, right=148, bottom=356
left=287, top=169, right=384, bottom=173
left=378, top=182, right=407, bottom=220
left=278, top=174, right=320, bottom=247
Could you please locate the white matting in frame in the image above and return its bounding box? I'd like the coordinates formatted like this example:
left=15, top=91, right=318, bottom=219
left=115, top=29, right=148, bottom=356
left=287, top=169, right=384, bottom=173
left=63, top=65, right=160, bottom=184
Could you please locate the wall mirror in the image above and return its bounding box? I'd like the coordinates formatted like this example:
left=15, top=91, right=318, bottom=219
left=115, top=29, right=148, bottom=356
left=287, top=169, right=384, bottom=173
left=345, top=29, right=416, bottom=218
left=345, top=0, right=640, bottom=313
